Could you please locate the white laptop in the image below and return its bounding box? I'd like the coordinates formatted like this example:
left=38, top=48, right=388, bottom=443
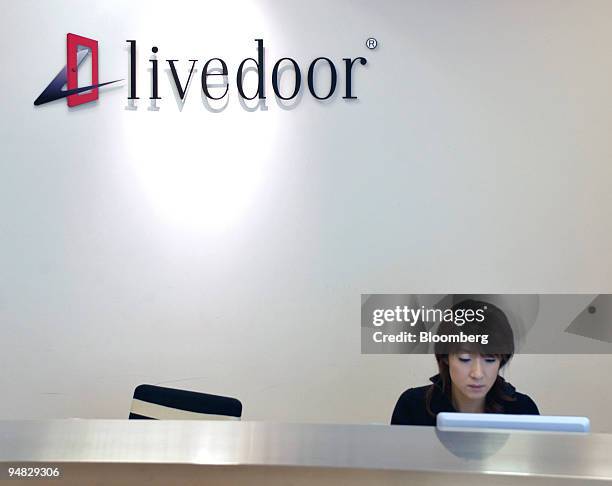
left=437, top=412, right=590, bottom=433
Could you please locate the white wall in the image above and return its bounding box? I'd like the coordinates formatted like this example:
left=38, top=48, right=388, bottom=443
left=2, top=0, right=612, bottom=431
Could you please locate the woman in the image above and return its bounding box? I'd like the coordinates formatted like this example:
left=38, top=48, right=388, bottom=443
left=391, top=299, right=539, bottom=426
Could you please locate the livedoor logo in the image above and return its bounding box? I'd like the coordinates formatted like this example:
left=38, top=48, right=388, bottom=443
left=34, top=33, right=374, bottom=110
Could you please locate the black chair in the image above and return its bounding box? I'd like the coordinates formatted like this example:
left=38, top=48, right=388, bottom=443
left=129, top=384, right=242, bottom=420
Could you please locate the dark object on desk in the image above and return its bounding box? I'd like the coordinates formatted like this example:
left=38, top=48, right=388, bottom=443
left=129, top=384, right=242, bottom=420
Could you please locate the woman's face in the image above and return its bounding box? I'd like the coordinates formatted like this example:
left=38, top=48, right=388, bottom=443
left=448, top=352, right=501, bottom=401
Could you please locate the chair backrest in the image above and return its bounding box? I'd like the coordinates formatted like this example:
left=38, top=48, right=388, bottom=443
left=129, top=384, right=242, bottom=420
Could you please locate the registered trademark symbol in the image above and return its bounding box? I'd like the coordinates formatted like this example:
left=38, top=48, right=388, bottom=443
left=366, top=37, right=378, bottom=50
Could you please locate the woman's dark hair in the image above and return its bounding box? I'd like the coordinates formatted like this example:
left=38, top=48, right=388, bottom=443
left=426, top=299, right=516, bottom=416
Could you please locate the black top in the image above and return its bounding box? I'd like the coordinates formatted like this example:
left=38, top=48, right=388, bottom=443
left=391, top=374, right=540, bottom=426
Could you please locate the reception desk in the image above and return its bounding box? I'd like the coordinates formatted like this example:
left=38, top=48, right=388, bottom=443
left=1, top=420, right=611, bottom=485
